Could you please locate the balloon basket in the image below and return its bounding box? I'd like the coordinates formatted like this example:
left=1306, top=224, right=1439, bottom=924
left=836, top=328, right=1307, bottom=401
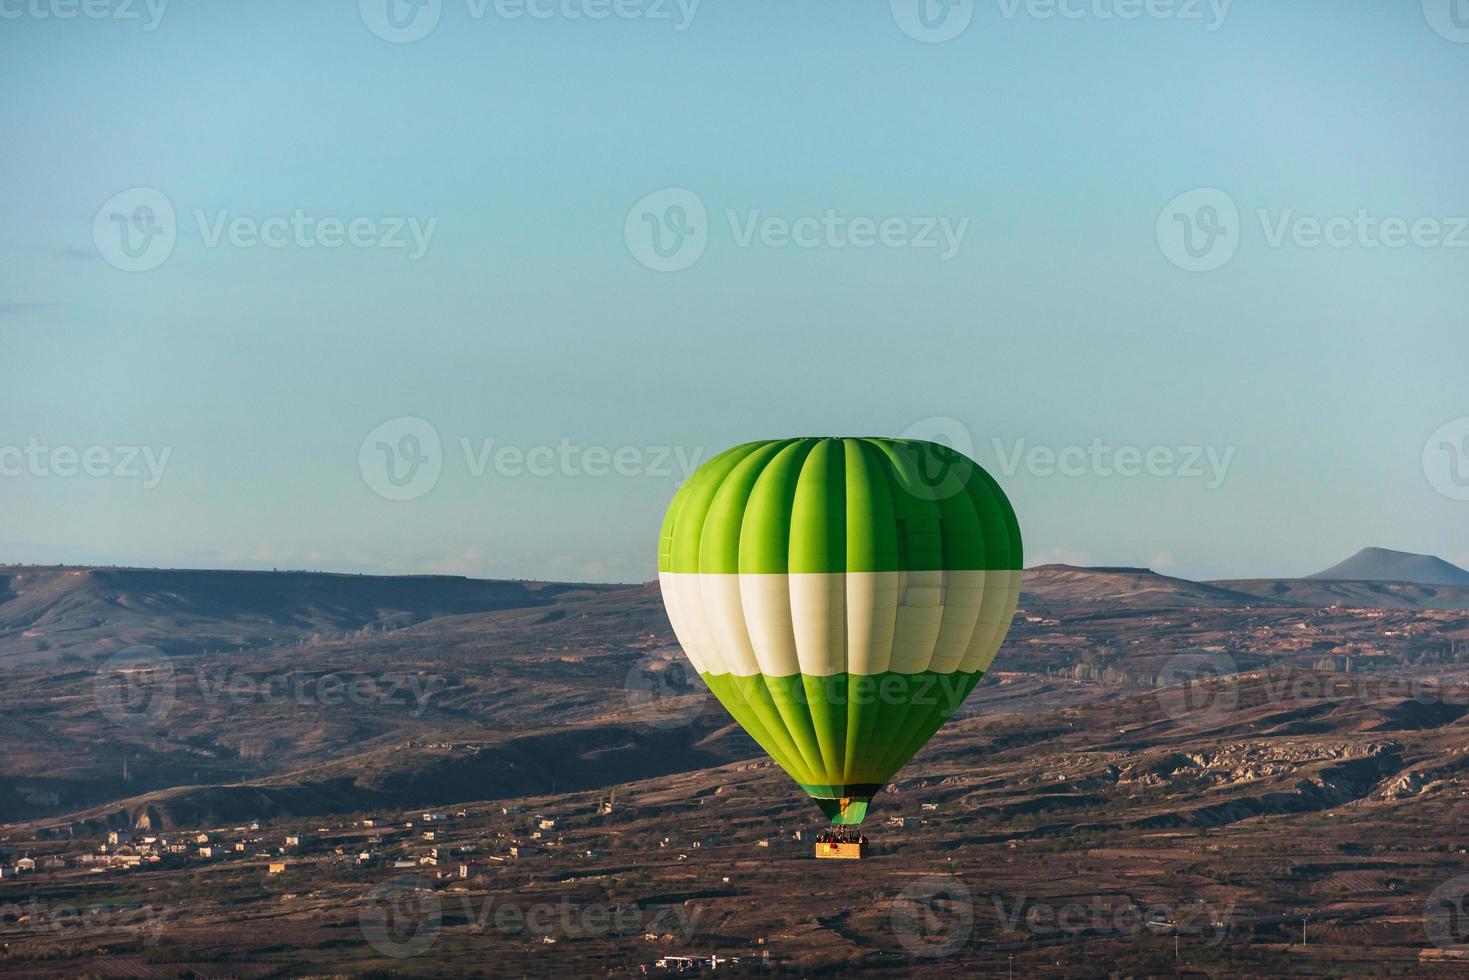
left=814, top=840, right=867, bottom=860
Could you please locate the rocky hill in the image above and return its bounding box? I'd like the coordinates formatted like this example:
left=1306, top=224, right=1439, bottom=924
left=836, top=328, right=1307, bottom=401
left=1307, top=547, right=1469, bottom=586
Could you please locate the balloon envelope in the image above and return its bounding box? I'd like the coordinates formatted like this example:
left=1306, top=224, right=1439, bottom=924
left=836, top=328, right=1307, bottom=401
left=657, top=437, right=1022, bottom=825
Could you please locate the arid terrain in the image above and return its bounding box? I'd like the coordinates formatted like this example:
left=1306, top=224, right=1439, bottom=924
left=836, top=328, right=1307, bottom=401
left=3, top=553, right=1469, bottom=977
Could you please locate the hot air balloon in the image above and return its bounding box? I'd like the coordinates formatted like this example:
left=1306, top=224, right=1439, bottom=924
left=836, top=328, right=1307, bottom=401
left=657, top=438, right=1022, bottom=846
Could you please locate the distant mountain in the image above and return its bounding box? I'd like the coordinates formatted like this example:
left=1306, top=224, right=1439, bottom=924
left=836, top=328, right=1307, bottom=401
left=3, top=558, right=1467, bottom=831
left=1306, top=547, right=1469, bottom=586
left=0, top=565, right=614, bottom=664
left=1213, top=549, right=1469, bottom=610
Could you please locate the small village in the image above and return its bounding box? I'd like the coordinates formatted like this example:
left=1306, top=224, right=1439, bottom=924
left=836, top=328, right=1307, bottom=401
left=0, top=769, right=983, bottom=975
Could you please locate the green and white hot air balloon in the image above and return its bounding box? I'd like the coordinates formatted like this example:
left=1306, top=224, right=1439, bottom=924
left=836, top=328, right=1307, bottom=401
left=657, top=437, right=1022, bottom=827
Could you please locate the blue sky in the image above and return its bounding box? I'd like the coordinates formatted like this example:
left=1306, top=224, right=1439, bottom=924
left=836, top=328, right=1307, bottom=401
left=3, top=0, right=1467, bottom=582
